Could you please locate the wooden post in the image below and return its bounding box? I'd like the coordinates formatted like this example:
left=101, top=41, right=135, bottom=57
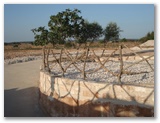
left=46, top=48, right=51, bottom=72
left=101, top=49, right=105, bottom=57
left=123, top=44, right=154, bottom=71
left=83, top=47, right=89, bottom=79
left=42, top=46, right=46, bottom=70
left=118, top=45, right=123, bottom=83
left=59, top=48, right=65, bottom=77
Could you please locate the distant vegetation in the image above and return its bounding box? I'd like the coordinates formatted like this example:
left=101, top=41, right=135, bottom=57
left=4, top=41, right=141, bottom=51
left=104, top=22, right=122, bottom=42
left=4, top=41, right=33, bottom=45
left=139, top=31, right=154, bottom=43
left=31, top=8, right=121, bottom=48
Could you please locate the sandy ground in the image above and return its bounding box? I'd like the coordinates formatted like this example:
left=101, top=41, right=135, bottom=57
left=4, top=60, right=45, bottom=117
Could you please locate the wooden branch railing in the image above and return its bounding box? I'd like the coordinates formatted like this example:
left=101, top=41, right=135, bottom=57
left=42, top=44, right=154, bottom=83
left=118, top=45, right=123, bottom=83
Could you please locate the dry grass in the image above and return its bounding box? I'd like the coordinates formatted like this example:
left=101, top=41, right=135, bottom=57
left=4, top=41, right=142, bottom=59
left=4, top=50, right=42, bottom=59
left=90, top=41, right=141, bottom=50
left=4, top=43, right=43, bottom=50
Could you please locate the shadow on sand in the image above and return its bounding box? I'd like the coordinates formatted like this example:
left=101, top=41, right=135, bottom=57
left=4, top=87, right=45, bottom=117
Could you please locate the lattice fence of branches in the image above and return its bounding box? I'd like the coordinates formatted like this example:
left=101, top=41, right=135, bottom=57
left=41, top=44, right=154, bottom=83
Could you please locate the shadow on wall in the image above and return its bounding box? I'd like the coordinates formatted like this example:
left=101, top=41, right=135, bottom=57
left=4, top=86, right=153, bottom=117
left=4, top=87, right=45, bottom=117
left=39, top=71, right=154, bottom=117
left=39, top=92, right=154, bottom=117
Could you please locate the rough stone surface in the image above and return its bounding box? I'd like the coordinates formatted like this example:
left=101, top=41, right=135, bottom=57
left=39, top=71, right=154, bottom=117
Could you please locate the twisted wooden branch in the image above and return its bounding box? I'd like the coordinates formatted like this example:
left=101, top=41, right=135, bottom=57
left=92, top=50, right=118, bottom=76
left=123, top=44, right=154, bottom=71
left=86, top=49, right=117, bottom=74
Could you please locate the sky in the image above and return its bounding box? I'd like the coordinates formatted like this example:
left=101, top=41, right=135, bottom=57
left=4, top=4, right=154, bottom=42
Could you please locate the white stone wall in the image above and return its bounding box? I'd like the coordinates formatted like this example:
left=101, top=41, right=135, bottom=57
left=38, top=43, right=154, bottom=116
left=39, top=71, right=154, bottom=107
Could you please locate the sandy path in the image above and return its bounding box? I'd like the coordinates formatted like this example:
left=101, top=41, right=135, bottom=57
left=4, top=60, right=45, bottom=117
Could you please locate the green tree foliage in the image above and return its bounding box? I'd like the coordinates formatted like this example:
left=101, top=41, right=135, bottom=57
left=31, top=26, right=49, bottom=46
left=47, top=31, right=58, bottom=46
left=150, top=31, right=154, bottom=39
left=77, top=21, right=103, bottom=44
left=120, top=38, right=127, bottom=42
left=139, top=31, right=154, bottom=43
left=31, top=8, right=103, bottom=47
left=104, top=22, right=121, bottom=42
left=31, top=9, right=85, bottom=46
left=48, top=9, right=84, bottom=44
left=86, top=22, right=103, bottom=41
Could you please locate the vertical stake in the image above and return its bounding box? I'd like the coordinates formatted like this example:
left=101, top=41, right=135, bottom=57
left=118, top=45, right=123, bottom=83
left=42, top=46, right=46, bottom=70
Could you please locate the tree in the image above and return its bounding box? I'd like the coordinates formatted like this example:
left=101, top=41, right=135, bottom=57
left=32, top=9, right=85, bottom=47
left=146, top=31, right=154, bottom=40
left=31, top=8, right=104, bottom=48
left=120, top=38, right=127, bottom=42
left=47, top=31, right=58, bottom=47
left=150, top=31, right=154, bottom=39
left=48, top=9, right=84, bottom=44
left=77, top=21, right=103, bottom=46
left=104, top=22, right=121, bottom=42
left=139, top=31, right=154, bottom=43
left=86, top=22, right=103, bottom=42
left=31, top=26, right=49, bottom=46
